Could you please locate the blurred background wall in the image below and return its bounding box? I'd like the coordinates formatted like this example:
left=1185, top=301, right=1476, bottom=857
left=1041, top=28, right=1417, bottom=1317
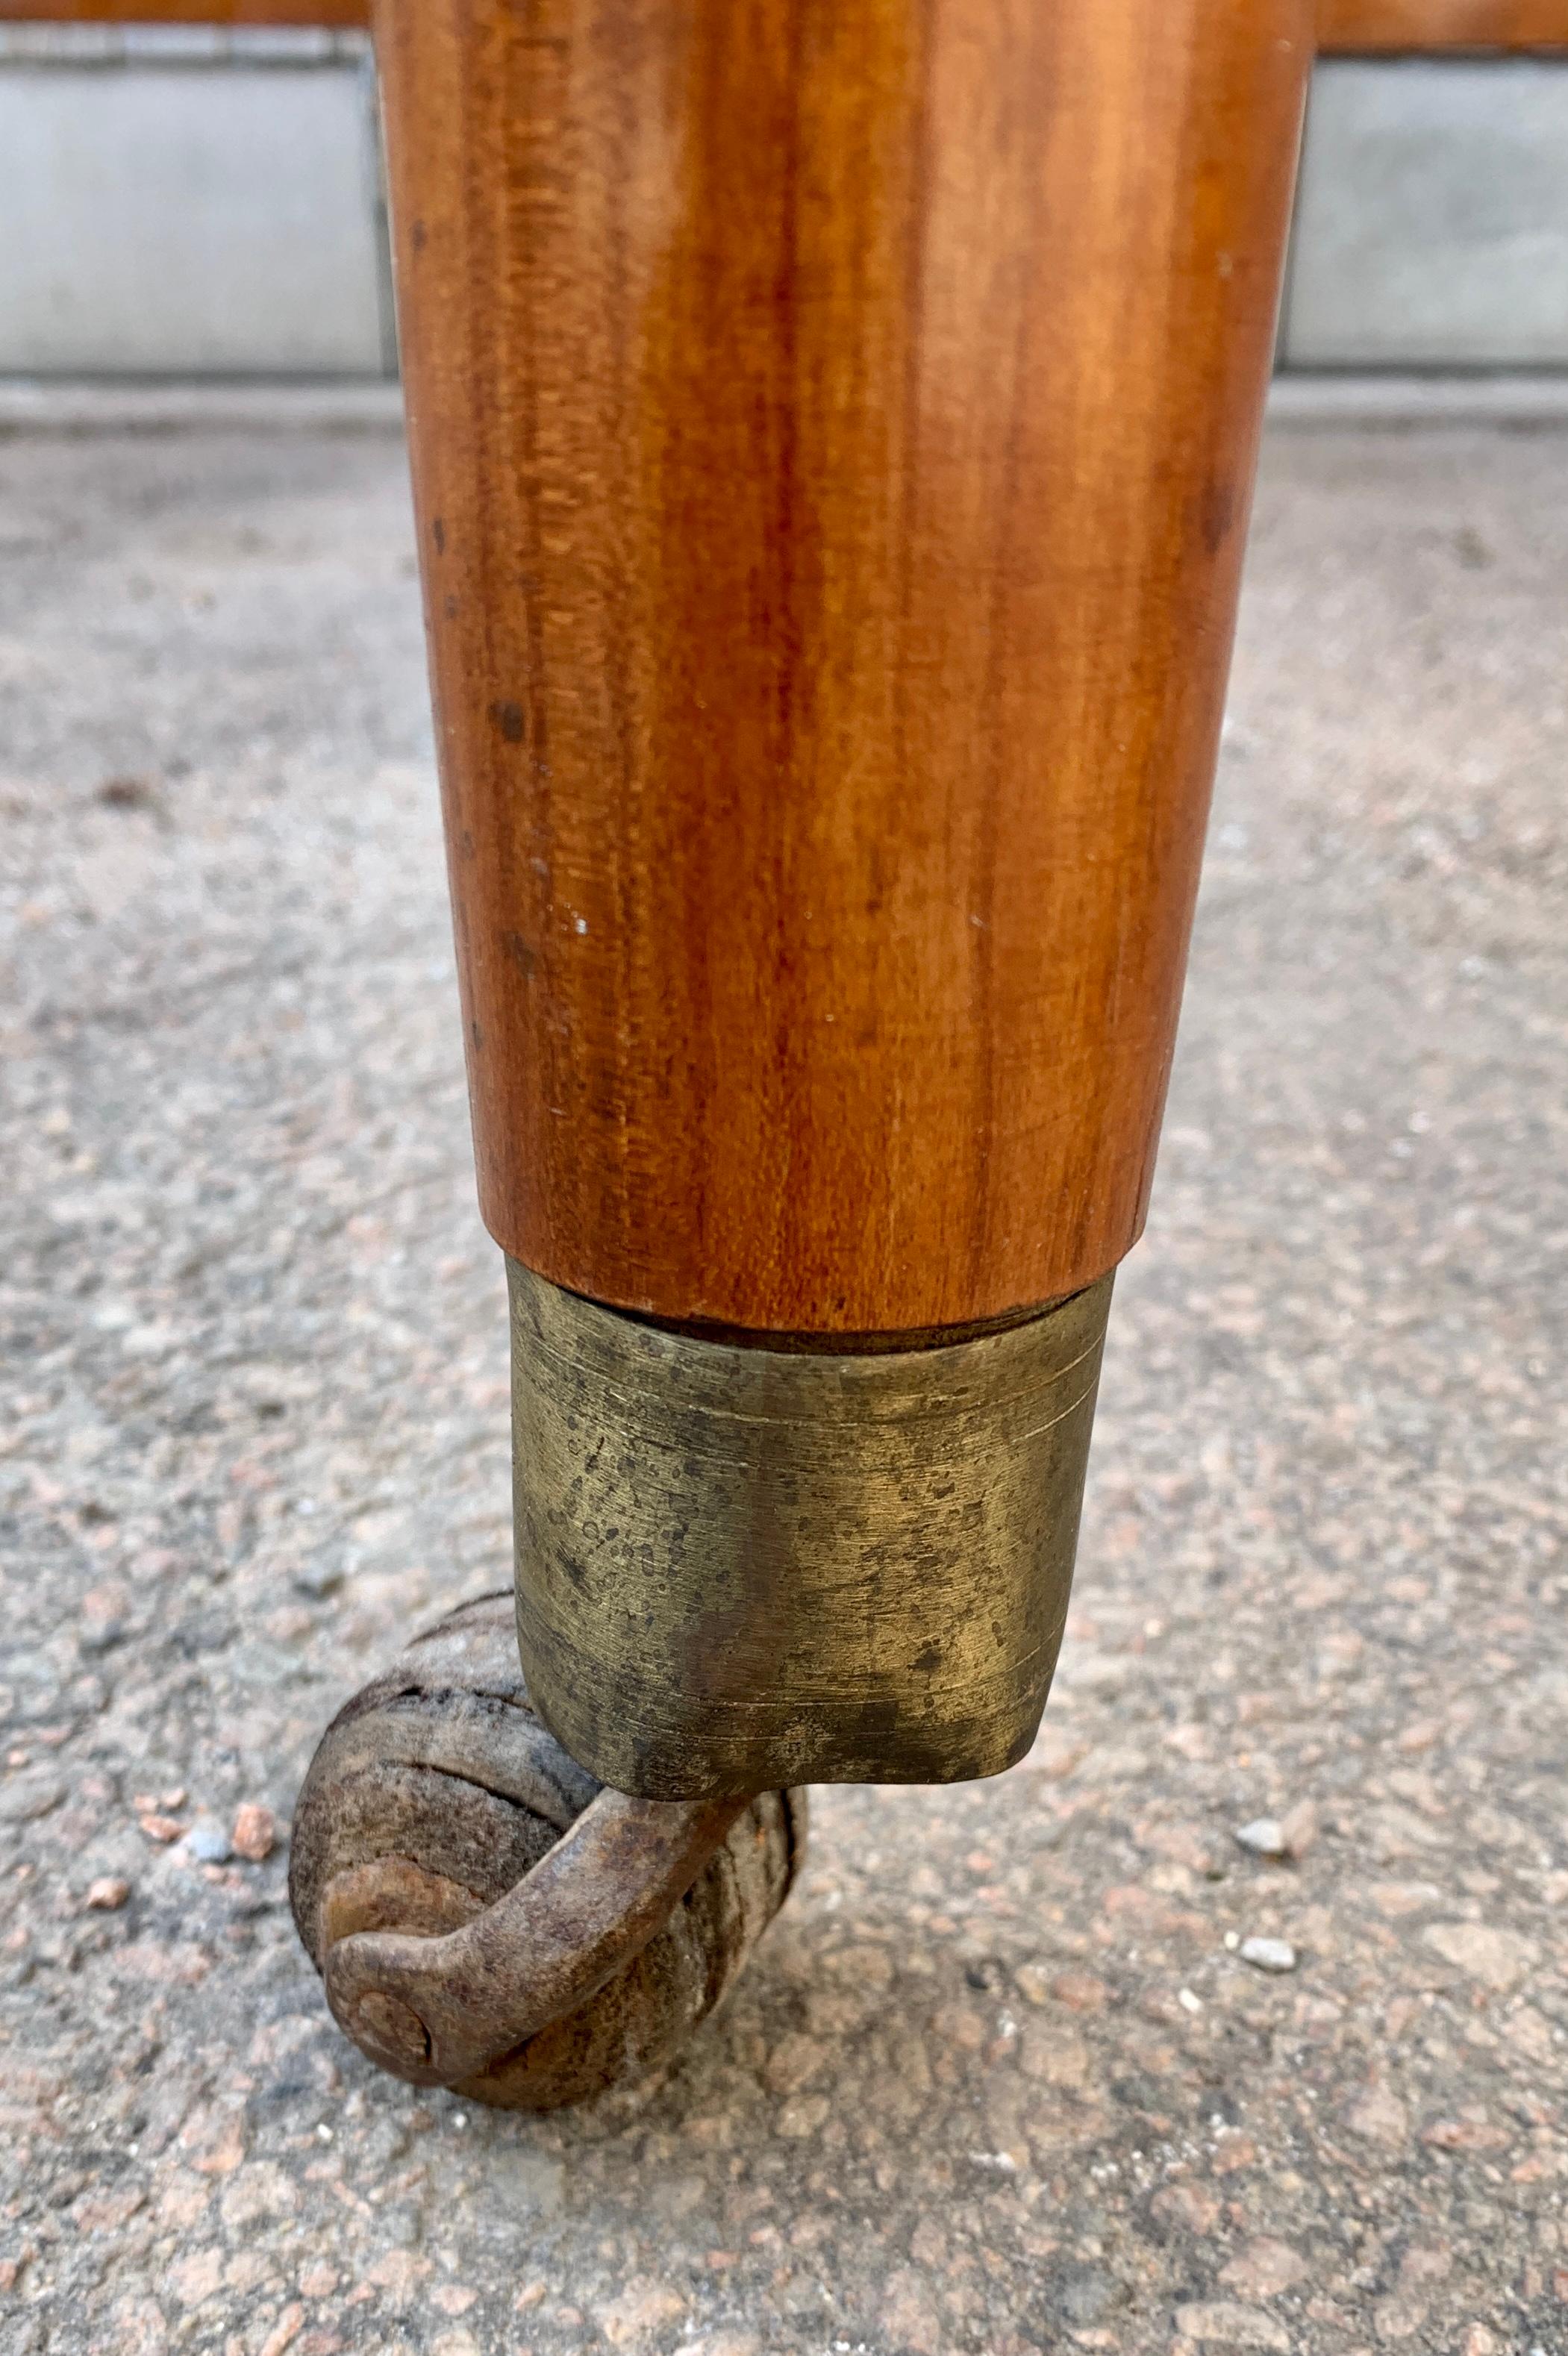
left=0, top=25, right=393, bottom=377
left=0, top=22, right=1565, bottom=378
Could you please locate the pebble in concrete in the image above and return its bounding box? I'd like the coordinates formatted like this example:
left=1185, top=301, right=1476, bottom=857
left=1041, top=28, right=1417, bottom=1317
left=1238, top=1937, right=1299, bottom=1975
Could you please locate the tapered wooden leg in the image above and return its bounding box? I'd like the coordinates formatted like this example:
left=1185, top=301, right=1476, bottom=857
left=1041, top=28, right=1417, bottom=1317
left=366, top=0, right=1309, bottom=1801
left=296, top=0, right=1308, bottom=2105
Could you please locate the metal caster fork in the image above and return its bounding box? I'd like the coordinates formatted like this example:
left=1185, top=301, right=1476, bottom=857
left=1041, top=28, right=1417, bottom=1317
left=290, top=1595, right=805, bottom=2110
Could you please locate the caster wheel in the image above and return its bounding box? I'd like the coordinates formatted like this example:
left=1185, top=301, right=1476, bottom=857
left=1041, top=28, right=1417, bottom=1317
left=290, top=1593, right=805, bottom=2111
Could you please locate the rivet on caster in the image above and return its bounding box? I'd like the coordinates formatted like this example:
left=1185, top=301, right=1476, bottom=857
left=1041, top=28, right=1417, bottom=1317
left=290, top=1593, right=805, bottom=2112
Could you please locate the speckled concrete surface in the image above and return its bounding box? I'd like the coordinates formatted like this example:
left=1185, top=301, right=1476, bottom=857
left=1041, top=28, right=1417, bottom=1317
left=2, top=419, right=1565, bottom=2356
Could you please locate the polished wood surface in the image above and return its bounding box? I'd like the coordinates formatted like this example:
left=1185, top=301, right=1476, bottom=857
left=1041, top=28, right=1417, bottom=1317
left=1317, top=0, right=1568, bottom=43
left=378, top=0, right=1307, bottom=1337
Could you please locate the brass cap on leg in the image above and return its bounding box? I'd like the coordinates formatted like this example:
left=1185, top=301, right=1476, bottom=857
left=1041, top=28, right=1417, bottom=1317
left=509, top=1263, right=1112, bottom=1799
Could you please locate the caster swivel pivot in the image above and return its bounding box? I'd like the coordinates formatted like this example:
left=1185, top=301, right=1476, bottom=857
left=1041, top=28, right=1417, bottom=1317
left=290, top=1596, right=804, bottom=2111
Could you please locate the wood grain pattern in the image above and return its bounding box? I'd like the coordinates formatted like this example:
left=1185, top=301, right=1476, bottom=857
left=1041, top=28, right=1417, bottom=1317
left=377, top=0, right=1308, bottom=1337
left=1317, top=0, right=1568, bottom=46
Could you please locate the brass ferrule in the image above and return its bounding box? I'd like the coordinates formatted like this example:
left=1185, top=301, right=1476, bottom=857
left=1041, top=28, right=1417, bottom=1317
left=507, top=1261, right=1112, bottom=1800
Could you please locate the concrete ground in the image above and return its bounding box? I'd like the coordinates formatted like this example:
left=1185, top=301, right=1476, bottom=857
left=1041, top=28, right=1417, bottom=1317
left=1, top=414, right=1565, bottom=2356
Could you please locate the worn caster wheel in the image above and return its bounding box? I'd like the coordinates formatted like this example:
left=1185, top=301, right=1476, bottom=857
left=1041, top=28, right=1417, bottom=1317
left=290, top=1593, right=805, bottom=2111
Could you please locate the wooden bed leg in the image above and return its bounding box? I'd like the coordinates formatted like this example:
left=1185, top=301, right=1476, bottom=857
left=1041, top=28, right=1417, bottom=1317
left=372, top=0, right=1309, bottom=1798
left=294, top=0, right=1308, bottom=2101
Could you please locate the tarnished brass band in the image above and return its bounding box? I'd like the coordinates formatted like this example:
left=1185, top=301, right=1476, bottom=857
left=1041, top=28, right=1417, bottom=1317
left=507, top=1262, right=1113, bottom=1799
